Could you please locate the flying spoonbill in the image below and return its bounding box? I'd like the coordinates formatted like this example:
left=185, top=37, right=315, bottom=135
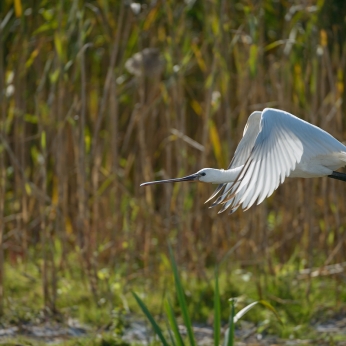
left=140, top=108, right=346, bottom=214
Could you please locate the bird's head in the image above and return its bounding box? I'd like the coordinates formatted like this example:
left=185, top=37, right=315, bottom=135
left=195, top=168, right=220, bottom=183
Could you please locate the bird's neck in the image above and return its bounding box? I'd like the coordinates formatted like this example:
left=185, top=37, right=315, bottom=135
left=213, top=166, right=243, bottom=184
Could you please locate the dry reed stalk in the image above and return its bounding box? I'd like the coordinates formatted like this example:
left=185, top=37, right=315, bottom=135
left=107, top=4, right=128, bottom=264
left=0, top=1, right=346, bottom=299
left=54, top=3, right=68, bottom=271
left=91, top=2, right=125, bottom=159
left=164, top=107, right=173, bottom=225
left=15, top=39, right=28, bottom=260
left=91, top=144, right=101, bottom=273
left=77, top=14, right=98, bottom=302
left=36, top=98, right=50, bottom=311
left=0, top=17, right=5, bottom=316
left=32, top=45, right=55, bottom=310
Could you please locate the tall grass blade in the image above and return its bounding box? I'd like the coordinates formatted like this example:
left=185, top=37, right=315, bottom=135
left=169, top=245, right=196, bottom=346
left=233, top=301, right=259, bottom=323
left=258, top=300, right=283, bottom=325
left=165, top=299, right=185, bottom=346
left=132, top=291, right=170, bottom=346
left=224, top=298, right=235, bottom=346
left=234, top=300, right=282, bottom=324
left=214, top=266, right=221, bottom=346
left=224, top=298, right=283, bottom=346
left=166, top=318, right=178, bottom=346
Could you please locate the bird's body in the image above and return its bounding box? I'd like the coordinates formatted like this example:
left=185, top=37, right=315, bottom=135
left=141, top=108, right=346, bottom=214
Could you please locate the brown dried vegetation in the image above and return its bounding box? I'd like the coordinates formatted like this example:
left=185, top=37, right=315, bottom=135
left=0, top=0, right=346, bottom=316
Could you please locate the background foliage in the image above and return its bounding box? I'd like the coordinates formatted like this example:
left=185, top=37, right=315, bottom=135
left=1, top=0, right=346, bottom=341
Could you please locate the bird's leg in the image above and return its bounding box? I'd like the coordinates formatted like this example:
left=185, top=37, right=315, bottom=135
left=328, top=171, right=346, bottom=182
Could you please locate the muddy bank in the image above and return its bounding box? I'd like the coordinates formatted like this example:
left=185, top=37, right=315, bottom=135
left=0, top=315, right=344, bottom=345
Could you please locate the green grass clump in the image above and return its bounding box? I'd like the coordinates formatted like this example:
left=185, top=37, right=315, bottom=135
left=133, top=247, right=281, bottom=346
left=3, top=250, right=346, bottom=345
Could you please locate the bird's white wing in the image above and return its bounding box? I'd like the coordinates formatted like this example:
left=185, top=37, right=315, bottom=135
left=209, top=108, right=346, bottom=213
left=206, top=111, right=262, bottom=203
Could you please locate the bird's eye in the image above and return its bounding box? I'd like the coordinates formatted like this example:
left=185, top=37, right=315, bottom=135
left=201, top=172, right=206, bottom=176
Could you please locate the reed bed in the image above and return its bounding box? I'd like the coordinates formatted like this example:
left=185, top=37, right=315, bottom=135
left=0, top=0, right=346, bottom=314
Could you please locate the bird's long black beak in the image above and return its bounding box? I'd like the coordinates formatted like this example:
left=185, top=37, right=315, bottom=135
left=140, top=173, right=199, bottom=186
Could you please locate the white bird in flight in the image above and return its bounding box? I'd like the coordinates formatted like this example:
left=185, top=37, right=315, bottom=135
left=141, top=108, right=346, bottom=214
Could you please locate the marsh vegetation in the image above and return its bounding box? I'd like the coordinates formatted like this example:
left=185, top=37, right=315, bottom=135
left=1, top=0, right=346, bottom=344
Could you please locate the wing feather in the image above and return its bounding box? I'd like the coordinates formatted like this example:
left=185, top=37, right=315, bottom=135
left=238, top=157, right=263, bottom=206
left=207, top=108, right=346, bottom=213
left=208, top=111, right=262, bottom=203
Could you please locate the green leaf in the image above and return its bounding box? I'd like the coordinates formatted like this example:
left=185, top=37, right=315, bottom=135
left=25, top=49, right=39, bottom=69
left=205, top=72, right=213, bottom=89
left=41, top=131, right=46, bottom=150
left=132, top=291, right=170, bottom=346
left=49, top=69, right=60, bottom=84
left=33, top=21, right=58, bottom=35
left=54, top=32, right=64, bottom=61
left=225, top=299, right=235, bottom=346
left=166, top=324, right=177, bottom=346
left=258, top=300, right=283, bottom=325
left=248, top=44, right=258, bottom=77
left=24, top=114, right=38, bottom=124
left=214, top=267, right=221, bottom=346
left=169, top=245, right=196, bottom=346
left=165, top=299, right=185, bottom=346
left=264, top=40, right=285, bottom=52
left=25, top=183, right=32, bottom=196
left=233, top=299, right=282, bottom=325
